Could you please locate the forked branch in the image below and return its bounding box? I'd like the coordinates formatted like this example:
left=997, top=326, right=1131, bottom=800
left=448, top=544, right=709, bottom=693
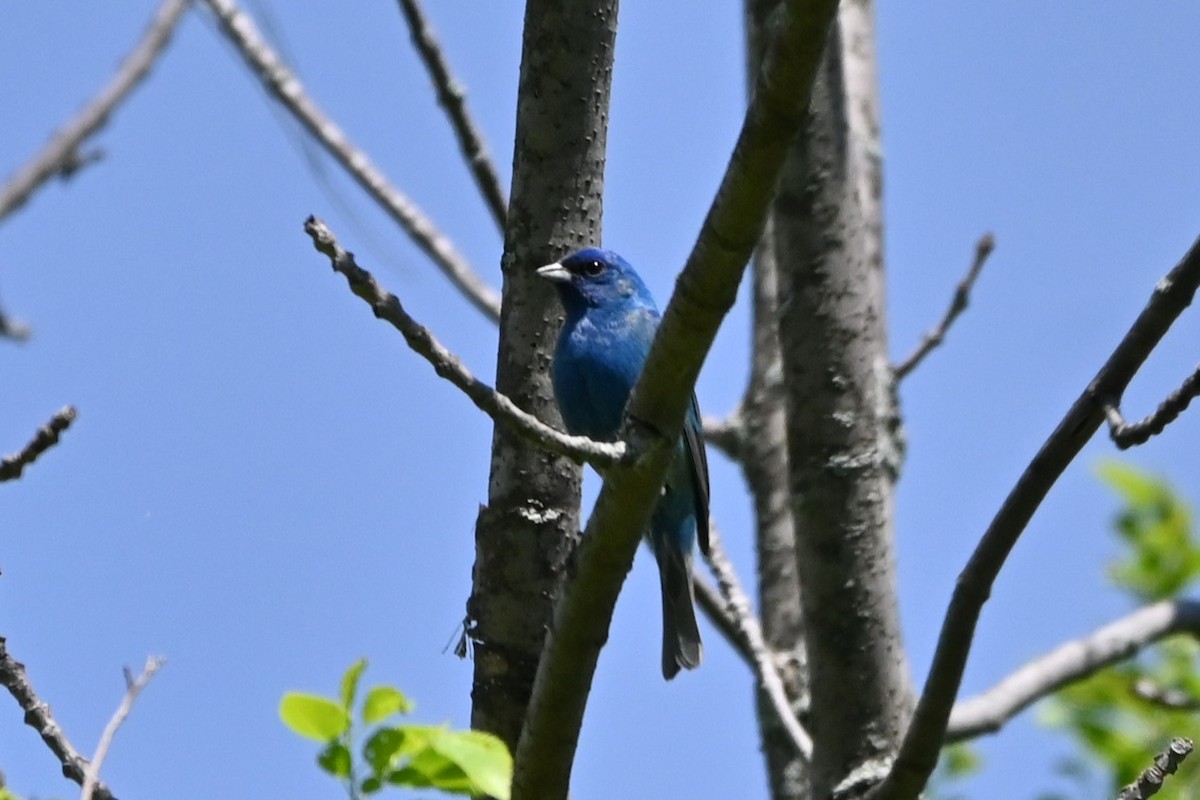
left=303, top=216, right=623, bottom=468
left=873, top=234, right=1200, bottom=800
left=0, top=0, right=189, bottom=225
left=0, top=636, right=116, bottom=800
left=1103, top=363, right=1200, bottom=449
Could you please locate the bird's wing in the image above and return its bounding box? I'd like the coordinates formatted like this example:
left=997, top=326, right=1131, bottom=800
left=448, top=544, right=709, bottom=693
left=685, top=393, right=711, bottom=556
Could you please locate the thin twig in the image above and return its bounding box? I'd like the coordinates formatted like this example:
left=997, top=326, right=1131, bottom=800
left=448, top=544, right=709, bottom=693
left=1117, top=738, right=1193, bottom=800
left=1103, top=364, right=1200, bottom=449
left=1132, top=678, right=1200, bottom=712
left=873, top=235, right=1200, bottom=800
left=394, top=0, right=508, bottom=232
left=0, top=407, right=77, bottom=483
left=81, top=658, right=166, bottom=800
left=947, top=599, right=1200, bottom=741
left=303, top=216, right=623, bottom=467
left=701, top=410, right=745, bottom=461
left=0, top=636, right=116, bottom=800
left=200, top=0, right=501, bottom=322
left=0, top=0, right=189, bottom=224
left=892, top=233, right=996, bottom=380
left=0, top=305, right=32, bottom=342
left=704, top=524, right=813, bottom=761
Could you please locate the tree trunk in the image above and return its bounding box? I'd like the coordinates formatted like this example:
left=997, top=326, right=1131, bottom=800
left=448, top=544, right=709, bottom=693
left=772, top=2, right=911, bottom=796
left=468, top=0, right=619, bottom=755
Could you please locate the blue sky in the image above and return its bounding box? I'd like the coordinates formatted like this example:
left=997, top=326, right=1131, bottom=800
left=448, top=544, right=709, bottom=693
left=2, top=2, right=1199, bottom=799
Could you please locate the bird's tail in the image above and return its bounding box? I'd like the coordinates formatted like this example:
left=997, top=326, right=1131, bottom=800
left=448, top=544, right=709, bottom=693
left=657, top=544, right=702, bottom=680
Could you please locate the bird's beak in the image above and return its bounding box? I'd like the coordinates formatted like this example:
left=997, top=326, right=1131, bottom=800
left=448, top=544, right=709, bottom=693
left=537, top=262, right=571, bottom=283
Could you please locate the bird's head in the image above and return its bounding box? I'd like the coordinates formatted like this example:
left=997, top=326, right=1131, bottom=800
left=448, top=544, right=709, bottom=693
left=536, top=248, right=653, bottom=314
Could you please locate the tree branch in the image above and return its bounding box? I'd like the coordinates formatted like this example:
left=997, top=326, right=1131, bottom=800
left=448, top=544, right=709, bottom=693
left=303, top=217, right=623, bottom=468
left=200, top=0, right=501, bottom=321
left=394, top=0, right=508, bottom=232
left=946, top=599, right=1200, bottom=742
left=510, top=1, right=840, bottom=797
left=0, top=636, right=115, bottom=800
left=872, top=234, right=1200, bottom=800
left=0, top=0, right=189, bottom=225
left=1103, top=363, right=1200, bottom=449
left=0, top=305, right=32, bottom=343
left=81, top=658, right=166, bottom=800
left=1117, top=738, right=1193, bottom=800
left=0, top=406, right=77, bottom=483
left=705, top=523, right=813, bottom=761
left=701, top=410, right=745, bottom=461
left=892, top=233, right=995, bottom=381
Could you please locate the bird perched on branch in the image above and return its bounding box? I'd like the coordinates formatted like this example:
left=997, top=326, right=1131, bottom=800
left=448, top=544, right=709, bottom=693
left=538, top=248, right=710, bottom=679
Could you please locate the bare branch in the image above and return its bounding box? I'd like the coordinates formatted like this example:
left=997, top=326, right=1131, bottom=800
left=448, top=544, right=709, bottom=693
left=873, top=235, right=1200, bottom=800
left=892, top=233, right=995, bottom=381
left=201, top=0, right=502, bottom=321
left=705, top=523, right=813, bottom=761
left=1117, top=737, right=1194, bottom=800
left=0, top=306, right=32, bottom=342
left=1132, top=677, right=1200, bottom=711
left=947, top=600, right=1200, bottom=742
left=0, top=0, right=189, bottom=225
left=394, top=0, right=508, bottom=231
left=1103, top=364, right=1200, bottom=449
left=0, top=407, right=77, bottom=483
left=303, top=216, right=623, bottom=467
left=701, top=410, right=745, bottom=461
left=0, top=636, right=116, bottom=800
left=81, top=658, right=166, bottom=800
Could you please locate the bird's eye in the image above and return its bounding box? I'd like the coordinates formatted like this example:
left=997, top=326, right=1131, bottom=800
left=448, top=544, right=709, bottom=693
left=583, top=259, right=605, bottom=277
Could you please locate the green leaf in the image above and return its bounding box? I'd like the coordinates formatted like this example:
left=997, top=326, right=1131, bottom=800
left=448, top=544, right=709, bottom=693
left=340, top=658, right=369, bottom=711
left=360, top=776, right=382, bottom=795
left=364, top=727, right=406, bottom=775
left=280, top=692, right=351, bottom=741
left=940, top=742, right=981, bottom=778
left=362, top=685, right=413, bottom=724
left=318, top=741, right=353, bottom=778
left=1097, top=461, right=1163, bottom=506
left=429, top=729, right=513, bottom=800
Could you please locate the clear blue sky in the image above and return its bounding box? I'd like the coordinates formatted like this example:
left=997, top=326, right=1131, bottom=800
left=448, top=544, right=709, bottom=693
left=3, top=2, right=1199, bottom=798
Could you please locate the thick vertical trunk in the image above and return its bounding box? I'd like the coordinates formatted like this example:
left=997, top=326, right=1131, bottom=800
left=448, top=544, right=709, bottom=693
left=772, top=3, right=911, bottom=797
left=468, top=0, right=619, bottom=755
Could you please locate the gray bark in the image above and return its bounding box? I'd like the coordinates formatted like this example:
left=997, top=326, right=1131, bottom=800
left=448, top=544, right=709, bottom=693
left=468, top=0, right=618, bottom=755
left=773, top=3, right=911, bottom=797
left=743, top=7, right=811, bottom=799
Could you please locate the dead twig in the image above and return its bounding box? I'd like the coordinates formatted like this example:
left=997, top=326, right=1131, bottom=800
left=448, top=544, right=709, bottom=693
left=303, top=216, right=623, bottom=467
left=0, top=407, right=78, bottom=483
left=893, top=233, right=995, bottom=380
left=0, top=0, right=189, bottom=224
left=1103, top=364, right=1200, bottom=449
left=81, top=658, right=167, bottom=800
left=394, top=0, right=508, bottom=232
left=201, top=0, right=501, bottom=321
left=1117, top=738, right=1193, bottom=800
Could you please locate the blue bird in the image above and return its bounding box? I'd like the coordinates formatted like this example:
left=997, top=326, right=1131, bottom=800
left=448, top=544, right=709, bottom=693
left=538, top=248, right=710, bottom=679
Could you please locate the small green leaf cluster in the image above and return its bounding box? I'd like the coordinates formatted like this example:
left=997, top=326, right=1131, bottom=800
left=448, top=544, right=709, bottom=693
left=280, top=659, right=512, bottom=800
left=1040, top=462, right=1200, bottom=798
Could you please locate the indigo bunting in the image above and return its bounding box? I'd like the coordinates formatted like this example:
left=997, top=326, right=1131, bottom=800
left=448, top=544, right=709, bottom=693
left=538, top=248, right=710, bottom=679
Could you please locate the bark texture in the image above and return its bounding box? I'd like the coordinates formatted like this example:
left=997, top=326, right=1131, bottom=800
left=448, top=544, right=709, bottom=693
left=774, top=3, right=911, bottom=797
left=468, top=0, right=618, bottom=755
left=743, top=9, right=810, bottom=799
